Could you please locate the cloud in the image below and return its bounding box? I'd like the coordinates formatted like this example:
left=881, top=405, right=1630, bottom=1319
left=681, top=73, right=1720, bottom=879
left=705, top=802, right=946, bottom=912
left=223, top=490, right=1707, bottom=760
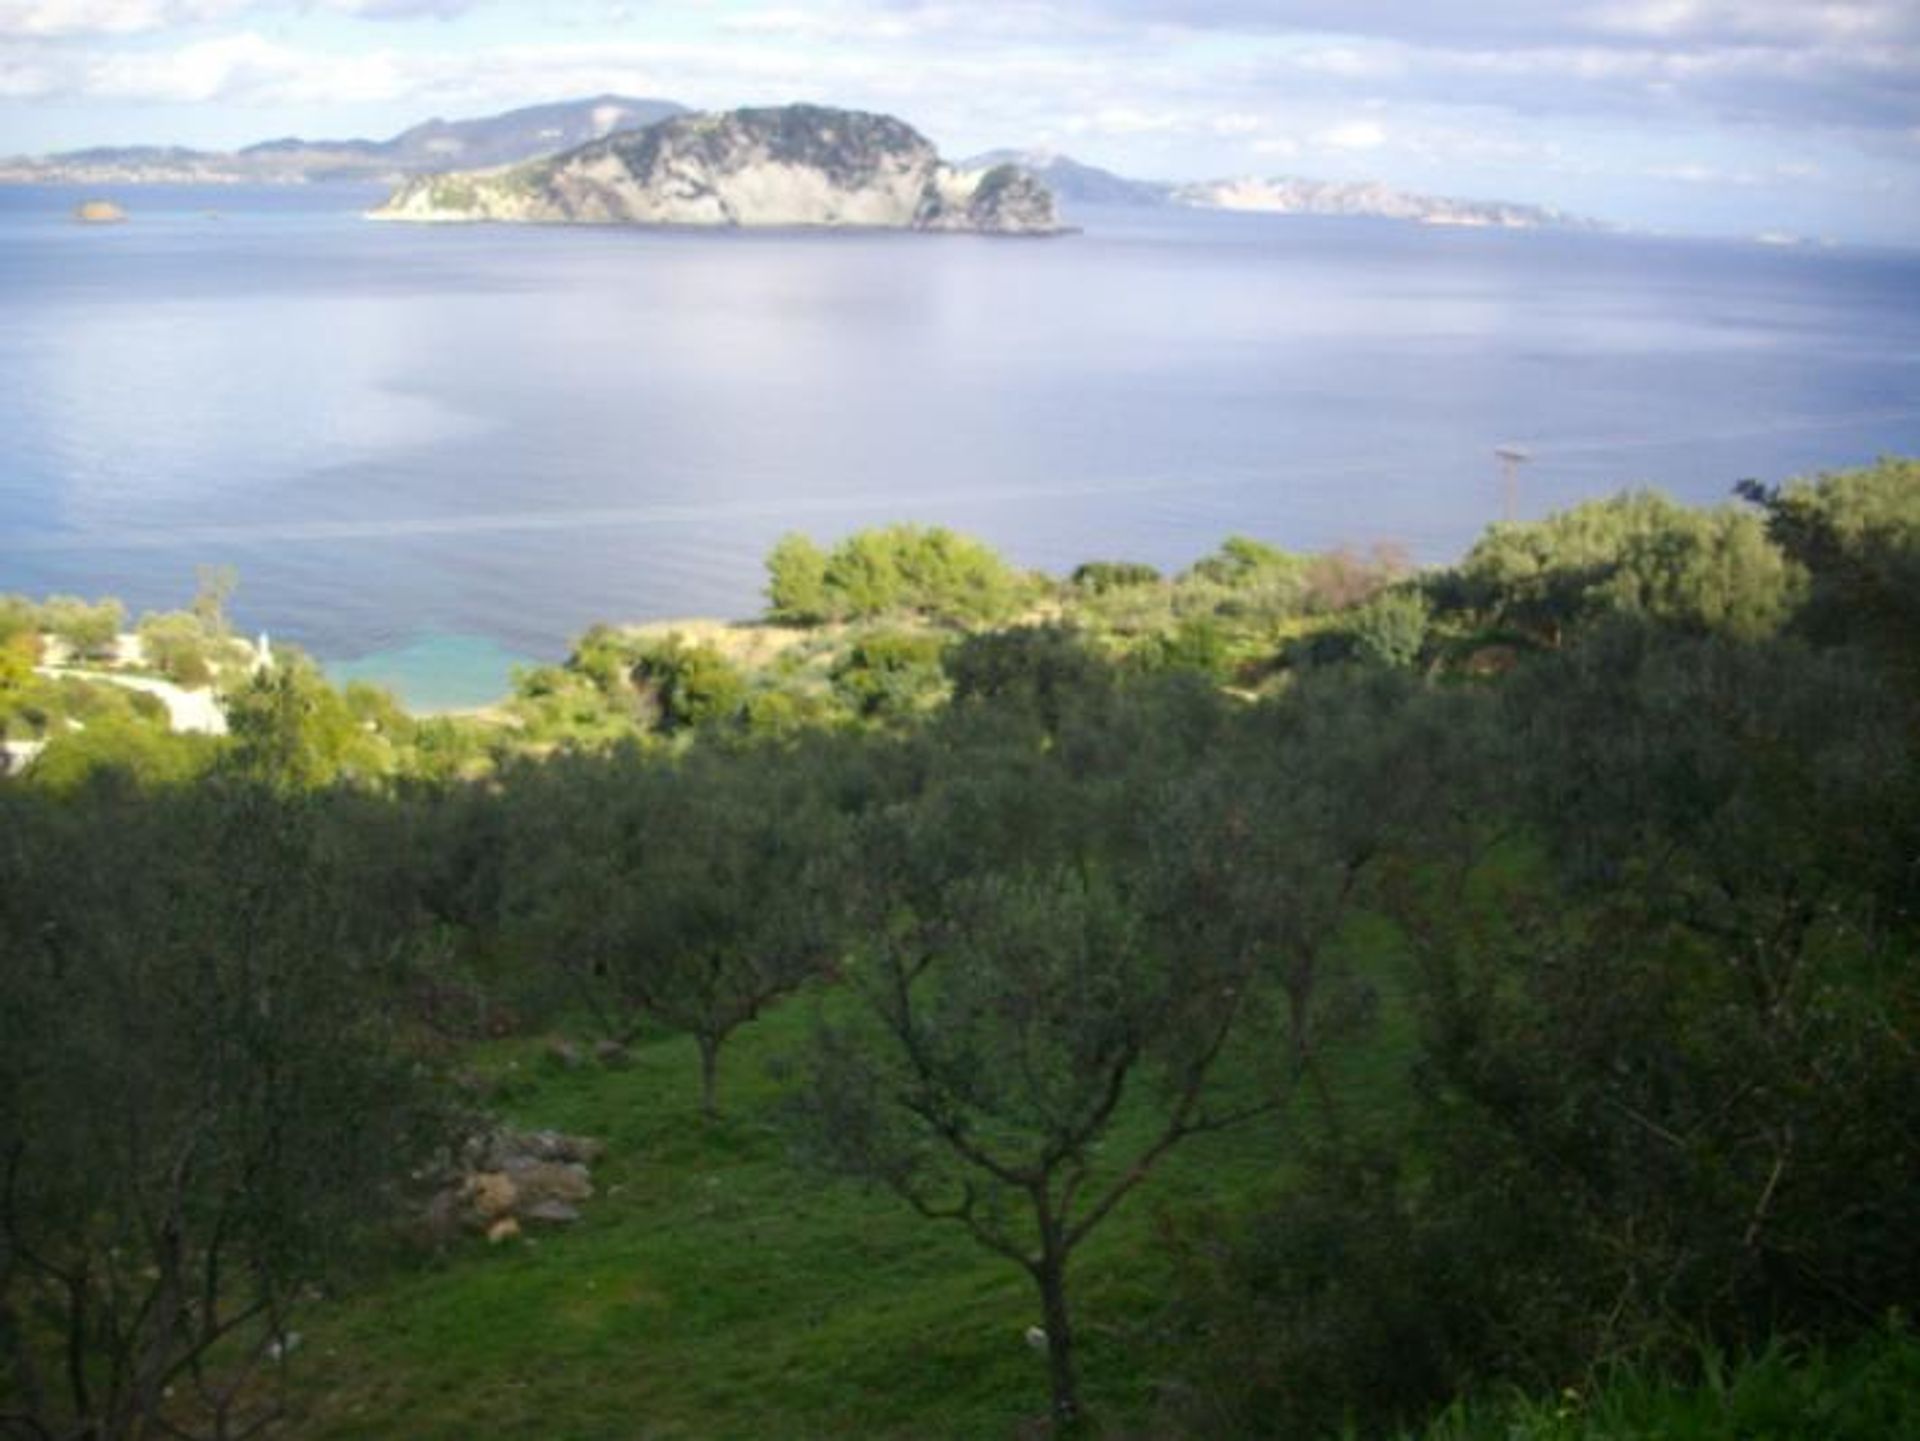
left=1209, top=112, right=1263, bottom=135
left=1643, top=156, right=1828, bottom=185
left=0, top=0, right=477, bottom=39
left=857, top=0, right=1920, bottom=135
left=316, top=0, right=481, bottom=17
left=939, top=0, right=1920, bottom=51
left=75, top=31, right=406, bottom=102
left=1313, top=119, right=1387, bottom=150
left=0, top=0, right=248, bottom=38
left=1064, top=106, right=1186, bottom=136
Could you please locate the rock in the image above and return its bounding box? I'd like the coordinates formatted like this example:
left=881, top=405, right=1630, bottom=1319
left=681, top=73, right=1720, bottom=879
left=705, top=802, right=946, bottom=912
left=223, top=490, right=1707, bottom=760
left=475, top=1125, right=605, bottom=1170
left=501, top=1159, right=593, bottom=1207
left=593, top=1039, right=632, bottom=1069
left=928, top=163, right=1063, bottom=236
left=73, top=199, right=126, bottom=224
left=424, top=1123, right=607, bottom=1240
left=521, top=1128, right=607, bottom=1165
left=465, top=1171, right=519, bottom=1220
left=485, top=1217, right=522, bottom=1245
left=371, top=104, right=1064, bottom=236
left=545, top=1038, right=585, bottom=1070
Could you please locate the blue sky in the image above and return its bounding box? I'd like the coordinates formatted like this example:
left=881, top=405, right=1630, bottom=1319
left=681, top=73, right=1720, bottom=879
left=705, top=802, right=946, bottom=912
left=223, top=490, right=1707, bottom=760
left=3, top=0, right=1917, bottom=242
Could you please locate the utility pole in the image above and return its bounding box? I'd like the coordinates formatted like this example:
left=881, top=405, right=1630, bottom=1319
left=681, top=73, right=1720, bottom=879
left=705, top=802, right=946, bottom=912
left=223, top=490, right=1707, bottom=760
left=1494, top=444, right=1531, bottom=523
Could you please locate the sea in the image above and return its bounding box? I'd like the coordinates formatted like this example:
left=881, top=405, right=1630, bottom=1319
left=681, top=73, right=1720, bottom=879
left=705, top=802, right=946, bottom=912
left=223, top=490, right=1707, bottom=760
left=2, top=184, right=1916, bottom=709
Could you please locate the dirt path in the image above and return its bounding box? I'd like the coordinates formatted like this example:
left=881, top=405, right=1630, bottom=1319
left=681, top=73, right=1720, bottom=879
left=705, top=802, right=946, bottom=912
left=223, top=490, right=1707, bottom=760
left=36, top=668, right=229, bottom=736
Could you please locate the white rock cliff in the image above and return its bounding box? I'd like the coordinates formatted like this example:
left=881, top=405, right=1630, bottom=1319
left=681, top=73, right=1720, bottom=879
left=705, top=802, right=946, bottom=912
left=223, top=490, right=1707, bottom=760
left=370, top=105, right=1064, bottom=236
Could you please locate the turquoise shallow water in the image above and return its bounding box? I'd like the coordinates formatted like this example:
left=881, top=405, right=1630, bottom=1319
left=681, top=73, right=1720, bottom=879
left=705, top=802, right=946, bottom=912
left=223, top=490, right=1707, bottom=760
left=2, top=183, right=1917, bottom=703
left=326, top=631, right=531, bottom=711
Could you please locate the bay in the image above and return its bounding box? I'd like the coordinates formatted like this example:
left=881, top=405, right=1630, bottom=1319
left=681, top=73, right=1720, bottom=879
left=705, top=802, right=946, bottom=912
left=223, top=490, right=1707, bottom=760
left=2, top=183, right=1915, bottom=707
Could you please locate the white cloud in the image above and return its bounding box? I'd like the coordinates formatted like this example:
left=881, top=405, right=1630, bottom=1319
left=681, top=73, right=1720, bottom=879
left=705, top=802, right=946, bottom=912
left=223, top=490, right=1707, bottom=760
left=0, top=0, right=476, bottom=38
left=719, top=4, right=919, bottom=41
left=1646, top=160, right=1724, bottom=182
left=316, top=0, right=481, bottom=17
left=1289, top=43, right=1403, bottom=80
left=1210, top=111, right=1262, bottom=135
left=0, top=0, right=247, bottom=38
left=1313, top=119, right=1387, bottom=150
left=1588, top=0, right=1905, bottom=46
left=72, top=31, right=408, bottom=102
left=1066, top=106, right=1185, bottom=136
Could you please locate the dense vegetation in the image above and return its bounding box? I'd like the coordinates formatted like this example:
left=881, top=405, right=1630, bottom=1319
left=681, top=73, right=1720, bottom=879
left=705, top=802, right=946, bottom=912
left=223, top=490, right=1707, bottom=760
left=2, top=458, right=1916, bottom=1439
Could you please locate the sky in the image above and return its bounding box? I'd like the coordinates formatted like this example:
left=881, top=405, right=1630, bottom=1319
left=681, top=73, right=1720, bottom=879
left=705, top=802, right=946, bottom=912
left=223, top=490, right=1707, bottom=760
left=2, top=0, right=1918, bottom=243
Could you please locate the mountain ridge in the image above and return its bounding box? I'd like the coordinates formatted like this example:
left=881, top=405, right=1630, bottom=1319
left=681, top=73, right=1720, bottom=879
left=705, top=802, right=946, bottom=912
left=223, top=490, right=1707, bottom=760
left=0, top=96, right=686, bottom=185
left=961, top=148, right=1595, bottom=230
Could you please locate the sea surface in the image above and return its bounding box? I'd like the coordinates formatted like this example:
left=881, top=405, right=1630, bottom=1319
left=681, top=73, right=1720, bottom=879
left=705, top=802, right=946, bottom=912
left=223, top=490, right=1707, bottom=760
left=2, top=184, right=1916, bottom=708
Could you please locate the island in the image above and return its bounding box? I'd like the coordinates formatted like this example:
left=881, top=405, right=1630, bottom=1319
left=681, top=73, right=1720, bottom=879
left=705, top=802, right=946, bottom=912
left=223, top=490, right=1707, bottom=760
left=72, top=199, right=126, bottom=224
left=369, top=104, right=1064, bottom=235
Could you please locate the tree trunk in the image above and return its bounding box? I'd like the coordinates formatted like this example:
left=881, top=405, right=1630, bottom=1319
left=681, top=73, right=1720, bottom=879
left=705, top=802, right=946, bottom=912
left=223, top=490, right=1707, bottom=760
left=696, top=1034, right=720, bottom=1119
left=1033, top=1244, right=1081, bottom=1431
left=0, top=1297, right=49, bottom=1423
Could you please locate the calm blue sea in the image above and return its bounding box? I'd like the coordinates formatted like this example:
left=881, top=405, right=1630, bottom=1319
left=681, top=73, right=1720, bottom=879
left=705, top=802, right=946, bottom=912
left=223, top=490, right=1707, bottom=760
left=2, top=184, right=1916, bottom=707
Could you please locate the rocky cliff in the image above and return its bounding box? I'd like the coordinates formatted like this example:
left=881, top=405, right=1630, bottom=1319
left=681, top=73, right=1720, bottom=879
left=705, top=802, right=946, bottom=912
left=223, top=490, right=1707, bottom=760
left=1168, top=176, right=1580, bottom=230
left=370, top=106, right=1064, bottom=236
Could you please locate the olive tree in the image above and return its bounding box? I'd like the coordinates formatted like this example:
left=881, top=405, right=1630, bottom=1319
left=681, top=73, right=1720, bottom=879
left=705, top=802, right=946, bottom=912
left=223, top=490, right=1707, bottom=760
left=0, top=781, right=439, bottom=1441
left=792, top=687, right=1337, bottom=1428
left=801, top=859, right=1260, bottom=1428
left=507, top=744, right=842, bottom=1115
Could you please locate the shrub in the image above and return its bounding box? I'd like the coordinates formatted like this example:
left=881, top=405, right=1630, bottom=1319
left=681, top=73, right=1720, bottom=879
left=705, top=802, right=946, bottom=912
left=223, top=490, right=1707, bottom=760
left=1070, top=560, right=1162, bottom=594
left=829, top=631, right=947, bottom=719
left=1154, top=614, right=1236, bottom=678
left=944, top=624, right=1109, bottom=731
left=765, top=525, right=1028, bottom=626
left=630, top=635, right=747, bottom=732
left=39, top=594, right=124, bottom=660
left=765, top=533, right=833, bottom=623
left=1346, top=588, right=1431, bottom=668
left=137, top=610, right=218, bottom=686
left=1447, top=491, right=1800, bottom=644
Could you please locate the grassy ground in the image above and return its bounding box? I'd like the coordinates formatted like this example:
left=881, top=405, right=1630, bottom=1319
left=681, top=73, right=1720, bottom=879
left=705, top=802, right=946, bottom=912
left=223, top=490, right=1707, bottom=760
left=1410, top=1329, right=1920, bottom=1441
left=282, top=982, right=1348, bottom=1440
left=257, top=882, right=1911, bottom=1441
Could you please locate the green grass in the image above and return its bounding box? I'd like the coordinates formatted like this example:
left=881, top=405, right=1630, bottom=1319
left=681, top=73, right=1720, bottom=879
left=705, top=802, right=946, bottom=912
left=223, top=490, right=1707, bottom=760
left=252, top=875, right=1907, bottom=1440
left=283, top=989, right=1324, bottom=1440
left=1412, top=1329, right=1920, bottom=1441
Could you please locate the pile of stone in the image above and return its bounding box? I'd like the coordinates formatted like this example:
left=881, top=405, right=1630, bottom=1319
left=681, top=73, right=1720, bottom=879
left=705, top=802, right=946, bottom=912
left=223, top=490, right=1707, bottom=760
left=426, top=1126, right=607, bottom=1245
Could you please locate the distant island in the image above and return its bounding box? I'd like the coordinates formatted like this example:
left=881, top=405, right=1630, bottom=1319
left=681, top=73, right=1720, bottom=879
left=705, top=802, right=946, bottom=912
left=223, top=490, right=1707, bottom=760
left=370, top=105, right=1065, bottom=235
left=965, top=149, right=1594, bottom=230
left=5, top=92, right=1598, bottom=233
left=0, top=95, right=685, bottom=186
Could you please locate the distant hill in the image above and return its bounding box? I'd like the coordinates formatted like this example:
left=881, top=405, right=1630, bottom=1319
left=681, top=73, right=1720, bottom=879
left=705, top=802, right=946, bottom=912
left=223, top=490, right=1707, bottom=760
left=372, top=105, right=1065, bottom=236
left=962, top=148, right=1591, bottom=230
left=1168, top=175, right=1584, bottom=230
left=0, top=96, right=688, bottom=185
left=960, top=150, right=1172, bottom=207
